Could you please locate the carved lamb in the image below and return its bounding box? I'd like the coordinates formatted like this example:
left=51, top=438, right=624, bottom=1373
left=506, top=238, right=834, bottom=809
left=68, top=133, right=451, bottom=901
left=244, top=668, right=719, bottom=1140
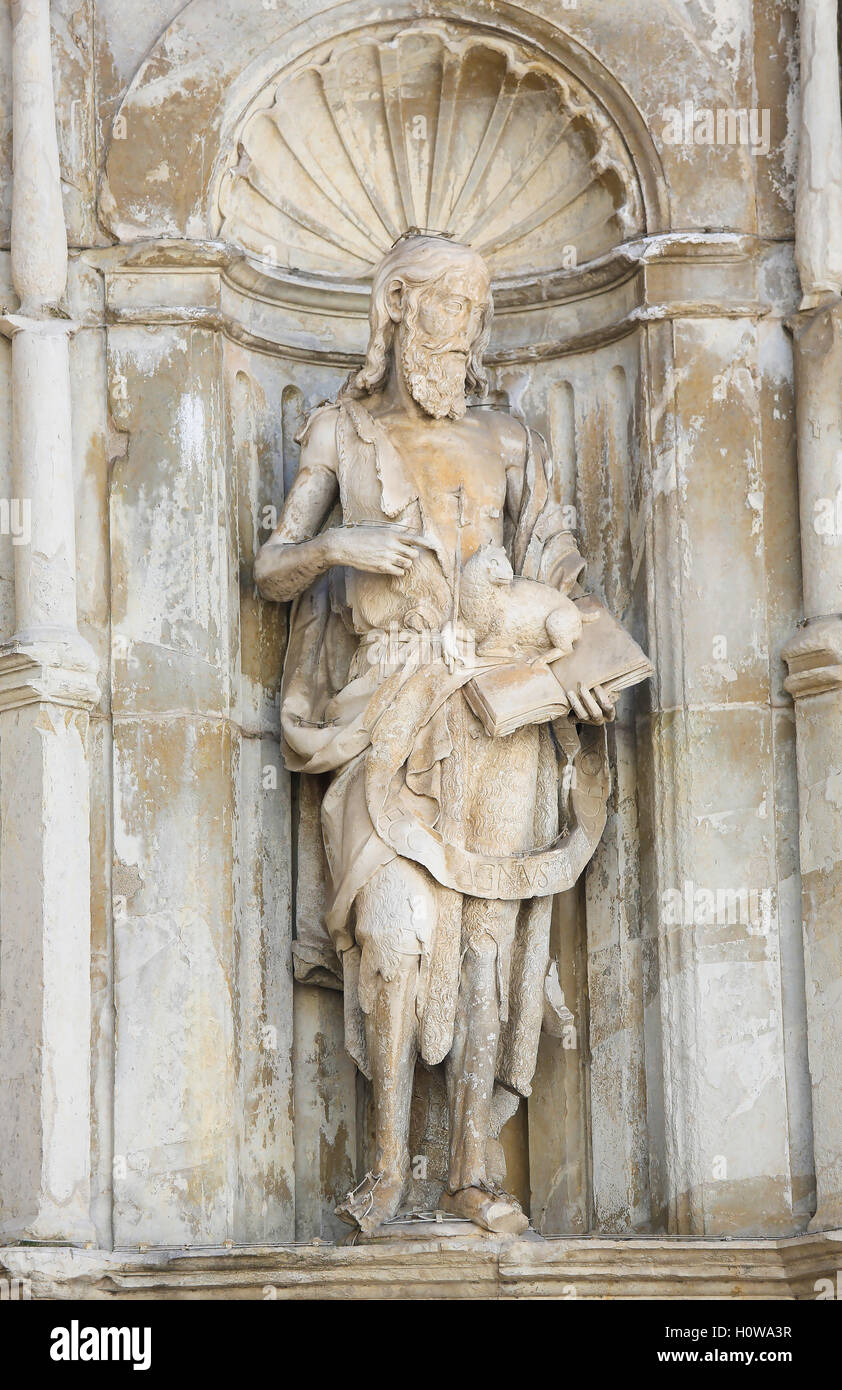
left=459, top=542, right=590, bottom=664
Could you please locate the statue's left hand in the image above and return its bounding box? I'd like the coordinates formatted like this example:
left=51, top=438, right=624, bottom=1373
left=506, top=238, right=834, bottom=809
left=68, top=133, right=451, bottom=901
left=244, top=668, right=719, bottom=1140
left=563, top=682, right=617, bottom=724
left=440, top=618, right=471, bottom=673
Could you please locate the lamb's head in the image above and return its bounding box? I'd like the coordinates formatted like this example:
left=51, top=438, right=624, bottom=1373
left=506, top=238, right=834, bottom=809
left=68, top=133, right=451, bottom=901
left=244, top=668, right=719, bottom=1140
left=462, top=542, right=514, bottom=590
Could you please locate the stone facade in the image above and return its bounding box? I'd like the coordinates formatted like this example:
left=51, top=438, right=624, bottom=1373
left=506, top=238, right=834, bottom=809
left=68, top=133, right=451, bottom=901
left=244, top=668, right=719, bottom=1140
left=0, top=0, right=841, bottom=1297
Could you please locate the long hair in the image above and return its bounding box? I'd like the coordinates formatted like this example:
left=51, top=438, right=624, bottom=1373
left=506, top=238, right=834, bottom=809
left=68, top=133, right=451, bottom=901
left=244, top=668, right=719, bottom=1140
left=346, top=236, right=493, bottom=399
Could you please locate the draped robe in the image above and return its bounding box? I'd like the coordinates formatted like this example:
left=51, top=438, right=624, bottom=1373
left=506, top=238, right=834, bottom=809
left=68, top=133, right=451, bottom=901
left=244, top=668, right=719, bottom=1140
left=280, top=398, right=609, bottom=1095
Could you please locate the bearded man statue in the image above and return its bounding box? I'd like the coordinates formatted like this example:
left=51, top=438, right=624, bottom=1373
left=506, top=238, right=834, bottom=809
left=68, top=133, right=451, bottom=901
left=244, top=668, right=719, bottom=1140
left=255, top=233, right=617, bottom=1236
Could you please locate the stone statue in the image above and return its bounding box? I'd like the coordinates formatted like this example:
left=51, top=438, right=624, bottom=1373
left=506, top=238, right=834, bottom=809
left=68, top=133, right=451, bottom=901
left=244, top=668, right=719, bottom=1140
left=255, top=234, right=632, bottom=1237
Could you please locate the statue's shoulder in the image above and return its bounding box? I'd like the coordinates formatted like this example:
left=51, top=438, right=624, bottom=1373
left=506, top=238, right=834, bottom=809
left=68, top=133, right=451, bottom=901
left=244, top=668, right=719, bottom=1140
left=297, top=401, right=343, bottom=462
left=466, top=404, right=530, bottom=465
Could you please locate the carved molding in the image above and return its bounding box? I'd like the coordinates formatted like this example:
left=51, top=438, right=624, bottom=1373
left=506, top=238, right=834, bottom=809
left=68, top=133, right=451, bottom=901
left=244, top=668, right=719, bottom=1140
left=87, top=232, right=773, bottom=366
left=4, top=1230, right=842, bottom=1299
left=782, top=616, right=842, bottom=698
left=0, top=643, right=100, bottom=712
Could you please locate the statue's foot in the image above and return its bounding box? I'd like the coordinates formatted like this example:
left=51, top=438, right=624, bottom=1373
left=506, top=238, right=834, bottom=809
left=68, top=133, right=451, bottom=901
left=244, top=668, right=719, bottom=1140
left=530, top=647, right=569, bottom=668
left=439, top=1185, right=529, bottom=1235
left=335, top=1167, right=407, bottom=1236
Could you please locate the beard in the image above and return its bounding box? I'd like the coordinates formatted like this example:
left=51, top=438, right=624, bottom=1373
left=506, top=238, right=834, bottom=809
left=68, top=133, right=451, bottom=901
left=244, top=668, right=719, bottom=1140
left=401, top=333, right=468, bottom=420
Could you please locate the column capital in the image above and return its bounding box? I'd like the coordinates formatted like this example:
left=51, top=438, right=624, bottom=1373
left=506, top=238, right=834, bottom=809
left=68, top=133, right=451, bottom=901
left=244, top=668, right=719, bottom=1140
left=783, top=616, right=842, bottom=698
left=0, top=313, right=79, bottom=340
left=0, top=639, right=100, bottom=712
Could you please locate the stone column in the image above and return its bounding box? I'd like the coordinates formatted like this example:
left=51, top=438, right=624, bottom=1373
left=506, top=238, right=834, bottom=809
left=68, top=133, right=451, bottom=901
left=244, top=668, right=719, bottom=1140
left=640, top=229, right=810, bottom=1236
left=794, top=0, right=842, bottom=313
left=781, top=0, right=842, bottom=1231
left=0, top=0, right=98, bottom=1243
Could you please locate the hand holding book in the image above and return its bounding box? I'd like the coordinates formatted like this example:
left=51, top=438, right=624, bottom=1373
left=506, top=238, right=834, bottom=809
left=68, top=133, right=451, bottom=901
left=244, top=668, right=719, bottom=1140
left=559, top=681, right=618, bottom=725
left=463, top=595, right=653, bottom=738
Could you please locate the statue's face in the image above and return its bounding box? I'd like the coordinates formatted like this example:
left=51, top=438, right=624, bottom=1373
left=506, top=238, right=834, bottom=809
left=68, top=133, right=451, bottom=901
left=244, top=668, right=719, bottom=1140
left=483, top=545, right=514, bottom=584
left=399, top=264, right=489, bottom=419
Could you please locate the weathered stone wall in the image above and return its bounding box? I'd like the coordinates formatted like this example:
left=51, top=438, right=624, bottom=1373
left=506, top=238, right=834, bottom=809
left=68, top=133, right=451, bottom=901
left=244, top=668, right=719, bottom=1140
left=0, top=0, right=826, bottom=1247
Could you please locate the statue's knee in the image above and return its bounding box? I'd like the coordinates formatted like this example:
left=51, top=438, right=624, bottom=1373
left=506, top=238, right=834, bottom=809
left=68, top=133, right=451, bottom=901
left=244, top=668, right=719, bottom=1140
left=354, top=865, right=429, bottom=1014
left=355, top=861, right=435, bottom=957
left=357, top=937, right=421, bottom=1015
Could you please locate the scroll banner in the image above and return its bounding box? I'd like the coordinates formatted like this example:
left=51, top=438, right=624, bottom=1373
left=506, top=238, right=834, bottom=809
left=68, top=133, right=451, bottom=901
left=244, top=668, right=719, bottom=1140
left=363, top=658, right=610, bottom=900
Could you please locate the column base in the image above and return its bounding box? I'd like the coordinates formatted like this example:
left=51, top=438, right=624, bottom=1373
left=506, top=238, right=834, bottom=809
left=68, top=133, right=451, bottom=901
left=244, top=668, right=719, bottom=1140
left=809, top=1203, right=842, bottom=1233
left=0, top=1210, right=97, bottom=1248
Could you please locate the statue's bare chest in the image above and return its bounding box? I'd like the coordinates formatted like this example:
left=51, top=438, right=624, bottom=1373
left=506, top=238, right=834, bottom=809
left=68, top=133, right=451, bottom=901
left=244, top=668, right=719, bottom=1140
left=381, top=421, right=509, bottom=557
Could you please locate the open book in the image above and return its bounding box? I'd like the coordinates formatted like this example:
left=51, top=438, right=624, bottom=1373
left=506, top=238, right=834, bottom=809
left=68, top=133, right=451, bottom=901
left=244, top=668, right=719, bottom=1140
left=464, top=595, right=653, bottom=738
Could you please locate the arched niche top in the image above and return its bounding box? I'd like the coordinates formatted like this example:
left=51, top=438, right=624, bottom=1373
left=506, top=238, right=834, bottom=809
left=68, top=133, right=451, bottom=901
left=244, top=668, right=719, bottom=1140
left=101, top=0, right=673, bottom=290
left=212, top=22, right=644, bottom=283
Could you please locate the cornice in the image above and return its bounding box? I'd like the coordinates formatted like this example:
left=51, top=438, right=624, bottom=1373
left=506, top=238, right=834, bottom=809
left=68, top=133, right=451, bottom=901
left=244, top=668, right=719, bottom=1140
left=85, top=232, right=778, bottom=364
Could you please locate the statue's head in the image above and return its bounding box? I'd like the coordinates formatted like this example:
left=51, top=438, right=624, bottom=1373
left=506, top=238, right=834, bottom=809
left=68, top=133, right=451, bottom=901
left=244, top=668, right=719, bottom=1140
left=351, top=234, right=493, bottom=419
left=464, top=541, right=514, bottom=587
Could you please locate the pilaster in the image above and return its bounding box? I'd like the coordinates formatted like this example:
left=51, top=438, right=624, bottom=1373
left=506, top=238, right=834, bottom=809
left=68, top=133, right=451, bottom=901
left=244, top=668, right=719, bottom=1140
left=781, top=0, right=842, bottom=1232
left=0, top=0, right=98, bottom=1244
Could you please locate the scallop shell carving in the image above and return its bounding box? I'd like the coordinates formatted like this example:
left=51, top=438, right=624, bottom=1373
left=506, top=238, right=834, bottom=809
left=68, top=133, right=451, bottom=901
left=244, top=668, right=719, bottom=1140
left=216, top=25, right=643, bottom=280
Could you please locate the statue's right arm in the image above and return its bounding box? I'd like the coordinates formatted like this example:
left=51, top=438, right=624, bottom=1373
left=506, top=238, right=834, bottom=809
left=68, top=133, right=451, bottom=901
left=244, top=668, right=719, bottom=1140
left=253, top=410, right=343, bottom=603
left=254, top=407, right=420, bottom=602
